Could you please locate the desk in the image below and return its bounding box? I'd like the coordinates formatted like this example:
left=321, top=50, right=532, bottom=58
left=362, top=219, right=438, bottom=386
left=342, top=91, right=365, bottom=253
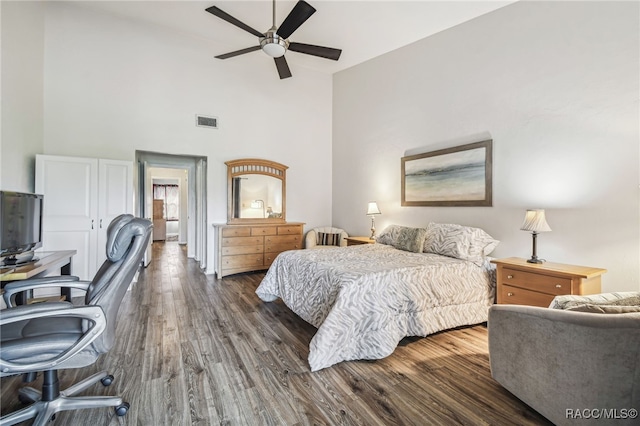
left=1, top=250, right=77, bottom=304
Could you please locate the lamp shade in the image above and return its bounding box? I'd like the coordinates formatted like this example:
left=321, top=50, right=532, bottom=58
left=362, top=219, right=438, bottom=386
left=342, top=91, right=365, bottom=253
left=366, top=202, right=381, bottom=216
left=520, top=209, right=551, bottom=233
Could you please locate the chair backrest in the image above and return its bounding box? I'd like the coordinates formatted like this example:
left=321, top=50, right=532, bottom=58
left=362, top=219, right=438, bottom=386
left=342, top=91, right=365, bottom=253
left=85, top=214, right=152, bottom=352
left=306, top=227, right=349, bottom=248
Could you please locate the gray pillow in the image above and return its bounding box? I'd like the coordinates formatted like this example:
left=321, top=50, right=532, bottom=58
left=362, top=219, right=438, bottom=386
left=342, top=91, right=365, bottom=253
left=562, top=296, right=640, bottom=314
left=376, top=225, right=428, bottom=253
left=423, top=223, right=499, bottom=266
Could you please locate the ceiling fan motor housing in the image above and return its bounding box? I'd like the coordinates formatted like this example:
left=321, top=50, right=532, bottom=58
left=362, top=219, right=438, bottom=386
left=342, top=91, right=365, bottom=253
left=260, top=31, right=289, bottom=58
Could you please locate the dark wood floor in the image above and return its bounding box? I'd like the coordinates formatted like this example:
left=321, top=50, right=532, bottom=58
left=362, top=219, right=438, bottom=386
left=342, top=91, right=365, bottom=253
left=1, top=242, right=551, bottom=425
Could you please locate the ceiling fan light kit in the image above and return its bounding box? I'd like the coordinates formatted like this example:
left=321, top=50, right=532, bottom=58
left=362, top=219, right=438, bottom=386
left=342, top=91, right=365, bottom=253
left=260, top=31, right=288, bottom=58
left=206, top=0, right=342, bottom=79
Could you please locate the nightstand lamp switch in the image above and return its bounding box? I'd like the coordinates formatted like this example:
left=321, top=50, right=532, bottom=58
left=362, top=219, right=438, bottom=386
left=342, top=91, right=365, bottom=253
left=520, top=209, right=551, bottom=264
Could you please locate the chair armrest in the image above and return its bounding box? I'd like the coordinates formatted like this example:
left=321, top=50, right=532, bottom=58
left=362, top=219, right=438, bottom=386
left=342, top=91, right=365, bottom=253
left=3, top=276, right=89, bottom=307
left=488, top=305, right=640, bottom=424
left=0, top=304, right=107, bottom=374
left=305, top=230, right=317, bottom=248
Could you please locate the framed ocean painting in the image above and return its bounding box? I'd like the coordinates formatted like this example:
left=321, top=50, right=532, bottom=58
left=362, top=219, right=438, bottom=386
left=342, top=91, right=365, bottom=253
left=401, top=140, right=492, bottom=207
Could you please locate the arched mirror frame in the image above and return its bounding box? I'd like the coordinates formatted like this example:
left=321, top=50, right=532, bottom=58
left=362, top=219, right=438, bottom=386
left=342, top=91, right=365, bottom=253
left=226, top=158, right=287, bottom=224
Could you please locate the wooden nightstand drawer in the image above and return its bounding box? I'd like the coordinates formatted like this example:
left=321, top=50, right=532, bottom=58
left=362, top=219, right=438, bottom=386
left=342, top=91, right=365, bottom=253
left=492, top=257, right=606, bottom=307
left=345, top=237, right=375, bottom=246
left=502, top=267, right=571, bottom=295
left=500, top=284, right=556, bottom=308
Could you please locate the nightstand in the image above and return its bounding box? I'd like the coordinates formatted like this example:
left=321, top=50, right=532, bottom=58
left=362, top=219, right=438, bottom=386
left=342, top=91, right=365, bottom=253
left=345, top=236, right=375, bottom=246
left=491, top=257, right=607, bottom=308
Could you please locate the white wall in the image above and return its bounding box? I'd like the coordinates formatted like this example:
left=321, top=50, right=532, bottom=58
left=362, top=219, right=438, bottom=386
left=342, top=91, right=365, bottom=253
left=333, top=1, right=639, bottom=292
left=0, top=1, right=45, bottom=192
left=1, top=2, right=333, bottom=271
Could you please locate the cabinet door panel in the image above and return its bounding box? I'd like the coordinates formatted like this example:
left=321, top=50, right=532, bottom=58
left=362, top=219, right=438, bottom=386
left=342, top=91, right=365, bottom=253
left=36, top=155, right=98, bottom=280
left=97, top=159, right=133, bottom=266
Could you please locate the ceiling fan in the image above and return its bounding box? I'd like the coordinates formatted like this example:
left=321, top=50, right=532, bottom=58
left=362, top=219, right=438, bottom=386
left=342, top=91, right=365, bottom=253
left=206, top=0, right=342, bottom=79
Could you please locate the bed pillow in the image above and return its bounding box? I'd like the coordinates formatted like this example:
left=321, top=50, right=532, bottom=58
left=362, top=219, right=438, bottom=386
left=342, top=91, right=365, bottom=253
left=317, top=232, right=341, bottom=246
left=561, top=296, right=640, bottom=314
left=376, top=225, right=428, bottom=253
left=423, top=223, right=499, bottom=266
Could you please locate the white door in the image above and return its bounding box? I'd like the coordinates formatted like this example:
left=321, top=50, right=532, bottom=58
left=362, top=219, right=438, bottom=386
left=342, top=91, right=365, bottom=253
left=97, top=159, right=134, bottom=266
left=36, top=155, right=99, bottom=280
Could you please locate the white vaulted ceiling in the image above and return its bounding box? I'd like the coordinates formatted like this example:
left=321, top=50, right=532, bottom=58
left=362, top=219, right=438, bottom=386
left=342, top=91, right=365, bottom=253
left=72, top=1, right=516, bottom=75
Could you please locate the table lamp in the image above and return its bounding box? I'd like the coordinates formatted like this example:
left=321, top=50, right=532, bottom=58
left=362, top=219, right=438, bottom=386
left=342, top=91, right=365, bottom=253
left=367, top=201, right=381, bottom=240
left=520, top=209, right=551, bottom=264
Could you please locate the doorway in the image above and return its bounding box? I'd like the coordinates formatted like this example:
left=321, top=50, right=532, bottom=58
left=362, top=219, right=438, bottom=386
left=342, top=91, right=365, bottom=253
left=135, top=151, right=207, bottom=270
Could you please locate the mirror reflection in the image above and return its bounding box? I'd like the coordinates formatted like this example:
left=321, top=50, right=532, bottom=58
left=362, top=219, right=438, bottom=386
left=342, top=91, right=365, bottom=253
left=226, top=158, right=287, bottom=224
left=231, top=174, right=283, bottom=219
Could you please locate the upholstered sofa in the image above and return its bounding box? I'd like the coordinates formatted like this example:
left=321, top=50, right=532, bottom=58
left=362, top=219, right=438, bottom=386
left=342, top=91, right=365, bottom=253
left=488, top=292, right=640, bottom=425
left=305, top=227, right=348, bottom=248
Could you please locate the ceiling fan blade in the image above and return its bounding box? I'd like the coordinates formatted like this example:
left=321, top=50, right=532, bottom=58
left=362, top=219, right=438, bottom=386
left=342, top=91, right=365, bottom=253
left=215, top=46, right=261, bottom=59
left=276, top=1, right=316, bottom=40
left=274, top=56, right=292, bottom=79
left=288, top=42, right=342, bottom=61
left=205, top=6, right=264, bottom=38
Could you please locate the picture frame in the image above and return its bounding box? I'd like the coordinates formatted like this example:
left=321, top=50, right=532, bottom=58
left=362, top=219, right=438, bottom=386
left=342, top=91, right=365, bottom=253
left=401, top=140, right=492, bottom=207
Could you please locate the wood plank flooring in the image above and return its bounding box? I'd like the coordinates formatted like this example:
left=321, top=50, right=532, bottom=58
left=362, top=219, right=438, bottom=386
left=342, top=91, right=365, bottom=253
left=1, top=242, right=551, bottom=425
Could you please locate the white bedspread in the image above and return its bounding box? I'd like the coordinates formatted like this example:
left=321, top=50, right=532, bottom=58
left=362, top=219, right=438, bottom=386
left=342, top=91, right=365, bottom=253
left=256, top=243, right=496, bottom=371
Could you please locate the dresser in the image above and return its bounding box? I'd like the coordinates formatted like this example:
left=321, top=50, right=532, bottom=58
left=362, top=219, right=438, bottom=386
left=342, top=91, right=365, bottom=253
left=491, top=257, right=607, bottom=308
left=214, top=223, right=304, bottom=278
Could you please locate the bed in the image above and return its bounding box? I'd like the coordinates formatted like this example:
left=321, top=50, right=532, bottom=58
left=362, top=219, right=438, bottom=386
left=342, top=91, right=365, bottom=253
left=255, top=223, right=498, bottom=371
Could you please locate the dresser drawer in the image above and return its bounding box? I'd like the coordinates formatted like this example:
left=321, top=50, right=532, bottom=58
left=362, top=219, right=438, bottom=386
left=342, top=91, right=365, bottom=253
left=264, top=251, right=284, bottom=266
left=222, top=236, right=263, bottom=246
left=221, top=254, right=264, bottom=269
left=222, top=245, right=264, bottom=256
left=278, top=225, right=303, bottom=235
left=221, top=227, right=251, bottom=237
left=251, top=226, right=277, bottom=236
left=265, top=235, right=300, bottom=245
left=502, top=267, right=572, bottom=295
left=265, top=241, right=302, bottom=253
left=500, top=284, right=556, bottom=308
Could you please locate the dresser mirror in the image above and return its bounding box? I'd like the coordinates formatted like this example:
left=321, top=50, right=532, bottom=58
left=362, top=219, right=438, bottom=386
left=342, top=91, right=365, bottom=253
left=226, top=159, right=287, bottom=224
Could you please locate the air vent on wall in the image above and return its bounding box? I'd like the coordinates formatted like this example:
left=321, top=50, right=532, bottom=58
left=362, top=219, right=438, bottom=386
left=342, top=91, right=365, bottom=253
left=196, top=115, right=218, bottom=129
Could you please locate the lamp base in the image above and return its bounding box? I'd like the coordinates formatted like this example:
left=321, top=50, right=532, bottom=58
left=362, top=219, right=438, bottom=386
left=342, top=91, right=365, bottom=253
left=526, top=257, right=544, bottom=264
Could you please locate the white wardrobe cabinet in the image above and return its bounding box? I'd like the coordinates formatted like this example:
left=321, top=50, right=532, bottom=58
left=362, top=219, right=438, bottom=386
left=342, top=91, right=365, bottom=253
left=35, top=154, right=134, bottom=280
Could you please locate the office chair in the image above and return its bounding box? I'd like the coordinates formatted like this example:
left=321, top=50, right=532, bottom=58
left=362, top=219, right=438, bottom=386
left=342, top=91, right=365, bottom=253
left=0, top=214, right=152, bottom=426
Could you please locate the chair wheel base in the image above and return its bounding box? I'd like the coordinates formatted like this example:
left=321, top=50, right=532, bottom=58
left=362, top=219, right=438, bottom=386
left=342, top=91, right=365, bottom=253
left=100, top=375, right=114, bottom=387
left=115, top=402, right=130, bottom=416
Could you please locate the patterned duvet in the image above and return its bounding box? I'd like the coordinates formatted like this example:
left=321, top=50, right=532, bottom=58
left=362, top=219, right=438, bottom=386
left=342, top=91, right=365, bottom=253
left=256, top=243, right=496, bottom=371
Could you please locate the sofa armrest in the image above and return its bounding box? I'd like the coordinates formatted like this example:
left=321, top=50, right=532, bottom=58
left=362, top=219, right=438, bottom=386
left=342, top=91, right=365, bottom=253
left=488, top=305, right=640, bottom=425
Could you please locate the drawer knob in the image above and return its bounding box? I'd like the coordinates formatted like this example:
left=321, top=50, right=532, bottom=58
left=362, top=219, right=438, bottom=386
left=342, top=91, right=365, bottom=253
left=507, top=292, right=514, bottom=297
left=507, top=275, right=514, bottom=279
left=555, top=284, right=562, bottom=288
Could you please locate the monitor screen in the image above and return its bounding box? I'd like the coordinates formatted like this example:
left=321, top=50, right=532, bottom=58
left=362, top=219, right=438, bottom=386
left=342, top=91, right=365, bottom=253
left=0, top=191, right=43, bottom=258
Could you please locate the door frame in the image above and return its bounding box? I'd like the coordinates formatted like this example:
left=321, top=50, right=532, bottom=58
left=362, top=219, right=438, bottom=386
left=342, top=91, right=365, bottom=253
left=135, top=151, right=207, bottom=269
